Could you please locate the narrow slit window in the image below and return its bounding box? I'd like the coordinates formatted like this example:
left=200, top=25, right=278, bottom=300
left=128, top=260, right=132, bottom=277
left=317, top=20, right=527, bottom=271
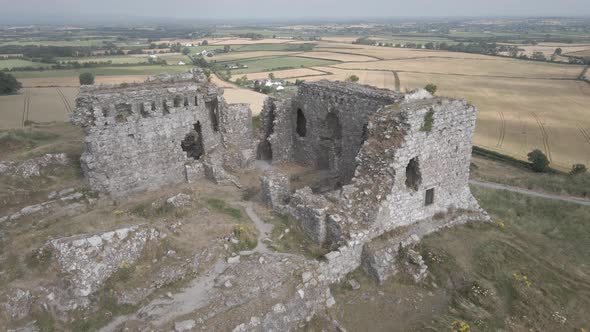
left=425, top=188, right=434, bottom=206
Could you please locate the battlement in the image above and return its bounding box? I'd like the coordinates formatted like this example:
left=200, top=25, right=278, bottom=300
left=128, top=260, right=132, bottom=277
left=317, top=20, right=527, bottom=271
left=71, top=70, right=254, bottom=196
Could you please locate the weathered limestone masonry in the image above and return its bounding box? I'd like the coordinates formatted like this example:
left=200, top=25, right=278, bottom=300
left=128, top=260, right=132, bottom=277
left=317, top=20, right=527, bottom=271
left=258, top=81, right=403, bottom=184
left=259, top=81, right=489, bottom=285
left=72, top=69, right=254, bottom=196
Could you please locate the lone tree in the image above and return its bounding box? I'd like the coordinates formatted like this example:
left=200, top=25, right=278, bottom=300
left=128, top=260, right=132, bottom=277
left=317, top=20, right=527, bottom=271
left=424, top=83, right=437, bottom=95
left=527, top=149, right=550, bottom=172
left=268, top=73, right=275, bottom=80
left=345, top=75, right=359, bottom=82
left=79, top=72, right=95, bottom=85
left=570, top=164, right=587, bottom=176
left=181, top=47, right=191, bottom=55
left=0, top=72, right=22, bottom=95
left=201, top=40, right=209, bottom=46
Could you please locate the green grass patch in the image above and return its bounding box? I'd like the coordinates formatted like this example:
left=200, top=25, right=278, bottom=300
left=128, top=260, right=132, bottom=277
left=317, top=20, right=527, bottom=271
left=232, top=224, right=258, bottom=251
left=207, top=198, right=242, bottom=219
left=33, top=310, right=56, bottom=332
left=472, top=149, right=590, bottom=198
left=420, top=110, right=434, bottom=132
left=129, top=202, right=176, bottom=219
left=218, top=56, right=338, bottom=75
left=0, top=129, right=60, bottom=155
left=0, top=59, right=51, bottom=69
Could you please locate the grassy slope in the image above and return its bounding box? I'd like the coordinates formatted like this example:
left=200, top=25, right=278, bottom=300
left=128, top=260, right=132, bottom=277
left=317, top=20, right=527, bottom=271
left=329, top=186, right=590, bottom=332
left=471, top=155, right=590, bottom=198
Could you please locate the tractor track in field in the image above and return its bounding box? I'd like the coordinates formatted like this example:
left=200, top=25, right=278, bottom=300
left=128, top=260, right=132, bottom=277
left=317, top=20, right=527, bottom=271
left=578, top=125, right=590, bottom=146
left=56, top=87, right=74, bottom=113
left=21, top=89, right=30, bottom=127
left=530, top=112, right=552, bottom=162
left=496, top=111, right=506, bottom=148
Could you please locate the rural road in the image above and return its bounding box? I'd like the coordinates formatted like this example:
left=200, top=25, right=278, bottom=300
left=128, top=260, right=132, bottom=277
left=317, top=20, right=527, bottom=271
left=469, top=180, right=590, bottom=207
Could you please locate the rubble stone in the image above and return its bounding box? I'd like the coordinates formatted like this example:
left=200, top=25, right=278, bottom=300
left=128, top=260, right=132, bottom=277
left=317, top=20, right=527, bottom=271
left=50, top=225, right=160, bottom=297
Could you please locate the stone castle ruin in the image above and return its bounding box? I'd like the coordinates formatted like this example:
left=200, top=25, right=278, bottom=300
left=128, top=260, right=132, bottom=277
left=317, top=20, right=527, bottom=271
left=72, top=69, right=254, bottom=196
left=72, top=68, right=487, bottom=287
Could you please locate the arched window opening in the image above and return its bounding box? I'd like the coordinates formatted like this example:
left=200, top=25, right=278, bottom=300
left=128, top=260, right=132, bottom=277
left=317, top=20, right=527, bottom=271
left=405, top=157, right=422, bottom=191
left=296, top=108, right=307, bottom=137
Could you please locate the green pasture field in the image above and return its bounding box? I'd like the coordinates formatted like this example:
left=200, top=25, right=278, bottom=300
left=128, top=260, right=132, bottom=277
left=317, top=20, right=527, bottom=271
left=219, top=55, right=338, bottom=74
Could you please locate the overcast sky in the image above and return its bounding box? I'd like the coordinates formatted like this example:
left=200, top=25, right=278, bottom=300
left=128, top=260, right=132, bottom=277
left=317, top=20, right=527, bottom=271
left=0, top=0, right=589, bottom=22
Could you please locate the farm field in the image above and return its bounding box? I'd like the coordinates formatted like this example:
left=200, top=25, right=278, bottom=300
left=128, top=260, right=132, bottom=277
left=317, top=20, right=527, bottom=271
left=293, top=51, right=379, bottom=62
left=397, top=72, right=590, bottom=169
left=223, top=56, right=338, bottom=75
left=0, top=59, right=49, bottom=69
left=503, top=43, right=590, bottom=58
left=0, top=87, right=76, bottom=129
left=10, top=65, right=191, bottom=79
left=210, top=75, right=266, bottom=115
left=332, top=57, right=584, bottom=79
left=55, top=56, right=149, bottom=64
left=236, top=67, right=328, bottom=81
left=567, top=49, right=590, bottom=58
left=284, top=66, right=398, bottom=89
left=1, top=37, right=589, bottom=170
left=207, top=51, right=298, bottom=62
left=313, top=42, right=494, bottom=60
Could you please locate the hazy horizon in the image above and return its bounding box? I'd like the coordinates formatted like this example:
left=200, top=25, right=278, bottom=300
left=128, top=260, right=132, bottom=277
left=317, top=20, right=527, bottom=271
left=0, top=0, right=589, bottom=25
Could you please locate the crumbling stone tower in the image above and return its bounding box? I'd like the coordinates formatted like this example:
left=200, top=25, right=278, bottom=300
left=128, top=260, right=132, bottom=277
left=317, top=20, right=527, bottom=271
left=72, top=69, right=254, bottom=196
left=259, top=80, right=487, bottom=247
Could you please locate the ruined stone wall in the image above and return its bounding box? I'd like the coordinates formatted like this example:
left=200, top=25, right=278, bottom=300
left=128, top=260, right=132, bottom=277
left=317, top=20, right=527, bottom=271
left=265, top=84, right=486, bottom=251
left=262, top=81, right=401, bottom=184
left=258, top=98, right=293, bottom=162
left=73, top=70, right=253, bottom=196
left=344, top=97, right=482, bottom=238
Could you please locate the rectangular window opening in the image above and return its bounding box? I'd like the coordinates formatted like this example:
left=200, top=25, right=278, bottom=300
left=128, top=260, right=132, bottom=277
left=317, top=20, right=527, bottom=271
left=425, top=188, right=434, bottom=206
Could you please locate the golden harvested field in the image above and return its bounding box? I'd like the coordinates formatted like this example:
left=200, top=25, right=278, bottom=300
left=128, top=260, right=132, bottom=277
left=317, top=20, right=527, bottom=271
left=320, top=37, right=359, bottom=43
left=567, top=49, right=590, bottom=58
left=332, top=57, right=584, bottom=79
left=283, top=66, right=397, bottom=89
left=210, top=75, right=267, bottom=115
left=1, top=39, right=588, bottom=169
left=397, top=72, right=590, bottom=170
left=499, top=43, right=590, bottom=58
left=314, top=42, right=494, bottom=60
left=209, top=38, right=305, bottom=45
left=0, top=87, right=76, bottom=129
left=293, top=51, right=379, bottom=62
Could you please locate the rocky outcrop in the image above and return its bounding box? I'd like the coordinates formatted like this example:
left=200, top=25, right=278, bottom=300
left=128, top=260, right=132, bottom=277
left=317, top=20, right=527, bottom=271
left=50, top=225, right=160, bottom=297
left=0, top=153, right=68, bottom=178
